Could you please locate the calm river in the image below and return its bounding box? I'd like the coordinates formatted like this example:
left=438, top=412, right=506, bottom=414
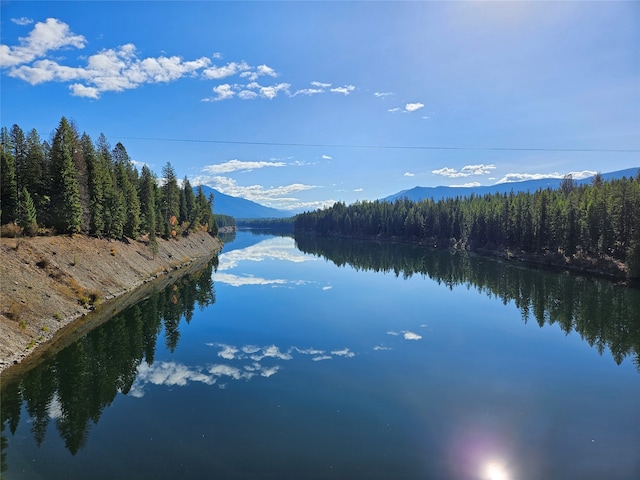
left=2, top=230, right=639, bottom=479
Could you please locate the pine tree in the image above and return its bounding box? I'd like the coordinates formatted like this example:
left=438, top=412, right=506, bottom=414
left=24, top=129, right=46, bottom=214
left=82, top=133, right=106, bottom=236
left=10, top=124, right=27, bottom=193
left=116, top=161, right=141, bottom=238
left=182, top=177, right=196, bottom=228
left=17, top=187, right=38, bottom=235
left=50, top=118, right=82, bottom=233
left=160, top=162, right=180, bottom=237
left=1, top=127, right=18, bottom=224
left=139, top=165, right=157, bottom=236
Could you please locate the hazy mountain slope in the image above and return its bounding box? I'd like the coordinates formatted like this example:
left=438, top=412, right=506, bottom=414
left=383, top=168, right=639, bottom=203
left=197, top=186, right=291, bottom=219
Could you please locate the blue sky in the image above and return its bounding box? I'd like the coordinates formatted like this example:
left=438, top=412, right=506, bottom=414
left=1, top=1, right=638, bottom=212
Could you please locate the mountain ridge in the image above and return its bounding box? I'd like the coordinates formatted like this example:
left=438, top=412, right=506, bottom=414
left=382, top=168, right=639, bottom=203
left=197, top=185, right=291, bottom=219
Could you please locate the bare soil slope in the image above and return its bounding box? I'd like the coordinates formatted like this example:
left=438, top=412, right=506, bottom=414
left=0, top=232, right=222, bottom=372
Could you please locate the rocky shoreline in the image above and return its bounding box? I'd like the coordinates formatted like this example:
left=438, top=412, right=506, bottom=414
left=0, top=232, right=222, bottom=375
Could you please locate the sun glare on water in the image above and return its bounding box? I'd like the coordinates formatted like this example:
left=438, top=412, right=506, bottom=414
left=483, top=461, right=510, bottom=480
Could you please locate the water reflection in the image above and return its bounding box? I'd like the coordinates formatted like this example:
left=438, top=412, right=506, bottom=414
left=129, top=342, right=357, bottom=397
left=1, top=261, right=216, bottom=464
left=295, top=235, right=640, bottom=371
left=214, top=235, right=316, bottom=287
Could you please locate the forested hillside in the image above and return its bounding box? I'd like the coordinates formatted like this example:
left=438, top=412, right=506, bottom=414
left=1, top=118, right=218, bottom=244
left=295, top=174, right=640, bottom=279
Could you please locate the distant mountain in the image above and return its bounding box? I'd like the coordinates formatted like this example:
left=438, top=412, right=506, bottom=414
left=383, top=168, right=639, bottom=203
left=197, top=185, right=291, bottom=219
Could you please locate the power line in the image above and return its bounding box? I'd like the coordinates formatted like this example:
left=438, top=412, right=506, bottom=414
left=114, top=136, right=640, bottom=154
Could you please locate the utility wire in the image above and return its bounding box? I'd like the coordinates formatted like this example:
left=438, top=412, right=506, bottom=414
left=114, top=136, right=640, bottom=153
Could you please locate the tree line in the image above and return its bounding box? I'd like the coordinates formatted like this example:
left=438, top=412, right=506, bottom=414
left=295, top=173, right=640, bottom=279
left=1, top=117, right=218, bottom=243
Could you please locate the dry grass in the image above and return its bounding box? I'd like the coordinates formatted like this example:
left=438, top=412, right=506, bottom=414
left=8, top=300, right=24, bottom=322
left=1, top=223, right=22, bottom=238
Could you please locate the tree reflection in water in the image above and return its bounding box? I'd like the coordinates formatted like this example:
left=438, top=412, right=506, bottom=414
left=1, top=259, right=216, bottom=467
left=295, top=235, right=640, bottom=371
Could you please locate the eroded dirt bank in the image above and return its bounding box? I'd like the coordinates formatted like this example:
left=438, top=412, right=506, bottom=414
left=0, top=232, right=222, bottom=373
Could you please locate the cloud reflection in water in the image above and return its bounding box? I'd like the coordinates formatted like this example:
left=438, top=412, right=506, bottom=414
left=129, top=343, right=357, bottom=397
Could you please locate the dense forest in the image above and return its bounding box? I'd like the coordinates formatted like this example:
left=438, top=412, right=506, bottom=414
left=295, top=174, right=640, bottom=279
left=0, top=117, right=218, bottom=246
left=237, top=217, right=294, bottom=231
left=214, top=213, right=236, bottom=230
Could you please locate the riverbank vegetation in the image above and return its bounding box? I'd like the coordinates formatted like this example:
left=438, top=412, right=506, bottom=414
left=1, top=117, right=217, bottom=242
left=295, top=174, right=640, bottom=279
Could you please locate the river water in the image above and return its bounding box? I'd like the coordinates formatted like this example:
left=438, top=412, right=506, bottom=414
left=2, top=230, right=639, bottom=479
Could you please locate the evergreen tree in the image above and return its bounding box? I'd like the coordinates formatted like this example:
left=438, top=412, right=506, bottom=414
left=24, top=129, right=46, bottom=214
left=115, top=161, right=141, bottom=238
left=0, top=127, right=18, bottom=224
left=183, top=177, right=196, bottom=227
left=139, top=165, right=157, bottom=236
left=82, top=133, right=106, bottom=236
left=17, top=187, right=38, bottom=235
left=160, top=162, right=180, bottom=237
left=50, top=118, right=82, bottom=233
left=10, top=124, right=27, bottom=193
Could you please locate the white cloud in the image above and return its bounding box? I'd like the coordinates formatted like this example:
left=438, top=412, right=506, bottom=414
left=6, top=30, right=211, bottom=97
left=388, top=107, right=401, bottom=113
left=353, top=188, right=363, bottom=192
left=12, top=17, right=33, bottom=26
left=261, top=366, right=280, bottom=378
left=432, top=164, right=496, bottom=178
left=237, top=89, right=258, bottom=100
left=405, top=102, right=424, bottom=112
left=373, top=345, right=392, bottom=351
left=256, top=64, right=277, bottom=77
left=312, top=355, right=333, bottom=362
left=191, top=174, right=318, bottom=210
left=250, top=345, right=293, bottom=362
left=203, top=159, right=286, bottom=174
left=322, top=285, right=333, bottom=290
left=205, top=83, right=235, bottom=101
left=461, top=164, right=496, bottom=175
left=239, top=63, right=279, bottom=81
left=291, top=347, right=326, bottom=355
left=374, top=91, right=394, bottom=97
left=70, top=83, right=99, bottom=98
left=258, top=82, right=291, bottom=99
left=216, top=344, right=240, bottom=360
left=495, top=170, right=597, bottom=184
left=404, top=172, right=415, bottom=177
left=387, top=331, right=400, bottom=336
left=432, top=167, right=461, bottom=178
left=206, top=81, right=290, bottom=100
left=331, top=348, right=355, bottom=358
left=202, top=61, right=249, bottom=79
left=242, top=345, right=262, bottom=354
left=330, top=84, right=355, bottom=95
left=0, top=18, right=86, bottom=68
left=312, top=81, right=331, bottom=88
left=403, top=331, right=422, bottom=340
left=282, top=198, right=338, bottom=211
left=322, top=155, right=332, bottom=160
left=213, top=273, right=288, bottom=287
left=450, top=182, right=482, bottom=188
left=293, top=87, right=325, bottom=96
